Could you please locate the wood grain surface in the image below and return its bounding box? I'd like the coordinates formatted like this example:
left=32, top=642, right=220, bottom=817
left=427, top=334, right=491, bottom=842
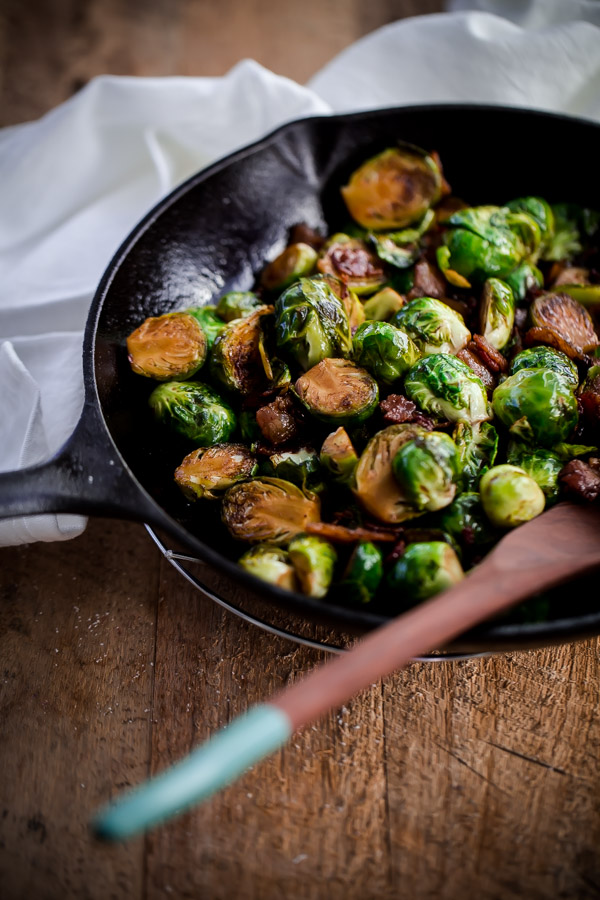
left=2, top=2, right=600, bottom=899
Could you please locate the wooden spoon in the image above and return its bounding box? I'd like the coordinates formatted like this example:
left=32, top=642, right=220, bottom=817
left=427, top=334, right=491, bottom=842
left=94, top=501, right=600, bottom=841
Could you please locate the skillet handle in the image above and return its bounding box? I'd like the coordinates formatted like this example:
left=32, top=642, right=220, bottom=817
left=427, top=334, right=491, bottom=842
left=0, top=401, right=159, bottom=524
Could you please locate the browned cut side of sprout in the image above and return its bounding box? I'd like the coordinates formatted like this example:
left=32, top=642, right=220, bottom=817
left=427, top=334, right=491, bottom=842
left=528, top=292, right=599, bottom=357
left=174, top=444, right=257, bottom=500
left=127, top=312, right=207, bottom=381
left=221, top=477, right=321, bottom=545
left=210, top=306, right=274, bottom=393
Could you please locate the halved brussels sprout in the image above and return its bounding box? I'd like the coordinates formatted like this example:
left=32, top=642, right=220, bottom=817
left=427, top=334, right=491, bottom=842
left=479, top=278, right=515, bottom=351
left=294, top=358, right=379, bottom=425
left=149, top=381, right=236, bottom=444
left=222, top=477, right=320, bottom=545
left=392, top=431, right=460, bottom=512
left=452, top=421, right=499, bottom=490
left=509, top=346, right=579, bottom=388
left=435, top=492, right=496, bottom=553
left=404, top=354, right=491, bottom=425
left=339, top=542, right=384, bottom=604
left=174, top=443, right=258, bottom=500
left=185, top=305, right=226, bottom=347
left=491, top=368, right=578, bottom=447
left=387, top=541, right=464, bottom=603
left=274, top=276, right=352, bottom=371
left=392, top=297, right=471, bottom=356
left=261, top=447, right=323, bottom=492
left=261, top=243, right=318, bottom=292
left=529, top=292, right=599, bottom=357
left=210, top=306, right=273, bottom=394
left=506, top=442, right=563, bottom=505
left=238, top=544, right=298, bottom=591
left=317, top=234, right=386, bottom=295
left=127, top=312, right=207, bottom=381
left=352, top=321, right=420, bottom=385
left=215, top=291, right=263, bottom=323
left=480, top=464, right=545, bottom=528
left=320, top=427, right=359, bottom=485
left=288, top=534, right=337, bottom=598
left=503, top=262, right=544, bottom=301
left=341, top=145, right=443, bottom=230
left=353, top=424, right=427, bottom=523
left=362, top=287, right=405, bottom=322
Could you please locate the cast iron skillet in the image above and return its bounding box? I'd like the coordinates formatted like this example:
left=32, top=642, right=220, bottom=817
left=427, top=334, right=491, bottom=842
left=1, top=104, right=599, bottom=653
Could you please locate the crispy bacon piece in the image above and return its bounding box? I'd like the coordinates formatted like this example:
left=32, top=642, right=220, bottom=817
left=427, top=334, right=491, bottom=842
left=255, top=394, right=302, bottom=446
left=470, top=334, right=508, bottom=373
left=379, top=394, right=437, bottom=429
left=407, top=259, right=446, bottom=300
left=456, top=348, right=495, bottom=391
left=288, top=222, right=325, bottom=251
left=305, top=522, right=396, bottom=543
left=559, top=459, right=600, bottom=502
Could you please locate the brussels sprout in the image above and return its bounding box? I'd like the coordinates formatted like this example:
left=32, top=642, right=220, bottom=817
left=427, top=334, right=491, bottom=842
left=529, top=292, right=599, bottom=356
left=506, top=197, right=554, bottom=249
left=352, top=321, right=420, bottom=384
left=509, top=346, right=579, bottom=388
left=479, top=278, right=515, bottom=351
left=222, top=477, right=320, bottom=545
left=238, top=544, right=298, bottom=591
left=551, top=284, right=600, bottom=307
left=127, top=312, right=207, bottom=381
left=261, top=243, right=318, bottom=292
left=185, top=305, right=226, bottom=347
left=320, top=427, right=359, bottom=485
left=353, top=424, right=427, bottom=523
left=392, top=297, right=471, bottom=356
left=339, top=542, right=384, bottom=604
left=362, top=287, right=405, bottom=322
left=506, top=442, right=563, bottom=504
left=288, top=534, right=337, bottom=598
left=174, top=443, right=258, bottom=500
left=210, top=306, right=273, bottom=394
left=149, top=381, right=236, bottom=444
left=437, top=205, right=540, bottom=288
left=435, top=492, right=496, bottom=552
left=274, top=276, right=352, bottom=371
left=317, top=234, right=386, bottom=295
left=479, top=464, right=545, bottom=528
left=387, top=541, right=464, bottom=603
left=341, top=145, right=443, bottom=231
left=453, top=421, right=499, bottom=490
left=543, top=203, right=600, bottom=262
left=553, top=441, right=598, bottom=460
left=404, top=354, right=491, bottom=425
left=491, top=368, right=578, bottom=447
left=215, top=291, right=263, bottom=323
left=392, top=431, right=460, bottom=512
left=503, top=262, right=544, bottom=301
left=294, top=358, right=379, bottom=425
left=333, top=280, right=366, bottom=331
left=261, top=447, right=324, bottom=492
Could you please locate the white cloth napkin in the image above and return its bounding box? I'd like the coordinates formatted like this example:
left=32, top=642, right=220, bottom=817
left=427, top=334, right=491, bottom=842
left=1, top=1, right=599, bottom=545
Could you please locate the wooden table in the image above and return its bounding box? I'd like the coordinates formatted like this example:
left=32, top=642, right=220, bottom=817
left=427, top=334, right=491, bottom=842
left=2, top=3, right=600, bottom=898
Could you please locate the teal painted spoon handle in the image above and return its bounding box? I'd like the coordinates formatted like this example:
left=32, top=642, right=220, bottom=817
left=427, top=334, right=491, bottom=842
left=93, top=503, right=600, bottom=841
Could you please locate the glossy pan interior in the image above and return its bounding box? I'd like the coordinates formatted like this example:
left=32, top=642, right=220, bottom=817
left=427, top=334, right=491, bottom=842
left=2, top=105, right=600, bottom=652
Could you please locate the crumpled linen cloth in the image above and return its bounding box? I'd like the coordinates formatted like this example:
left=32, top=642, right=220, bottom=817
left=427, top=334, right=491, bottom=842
left=1, top=0, right=599, bottom=545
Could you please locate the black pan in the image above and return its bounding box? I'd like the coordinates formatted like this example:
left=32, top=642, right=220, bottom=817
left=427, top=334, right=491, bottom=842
left=1, top=104, right=599, bottom=653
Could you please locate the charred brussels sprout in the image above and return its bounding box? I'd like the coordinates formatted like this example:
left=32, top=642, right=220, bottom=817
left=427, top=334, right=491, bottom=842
left=480, top=464, right=545, bottom=528
left=352, top=321, right=420, bottom=384
left=392, top=297, right=471, bottom=356
left=185, top=305, right=226, bottom=347
left=362, top=287, right=405, bottom=322
left=509, top=346, right=579, bottom=389
left=353, top=424, right=427, bottom=523
left=261, top=447, right=323, bottom=492
left=392, top=431, right=460, bottom=512
left=317, top=234, right=385, bottom=295
left=529, top=292, right=599, bottom=357
left=479, top=278, right=515, bottom=351
left=210, top=306, right=273, bottom=394
left=174, top=444, right=257, bottom=500
left=215, top=291, right=263, bottom=323
left=491, top=368, right=578, bottom=447
left=435, top=492, right=496, bottom=553
left=261, top=243, right=318, bottom=292
left=294, top=358, right=379, bottom=425
left=453, top=421, right=499, bottom=490
left=404, top=354, right=491, bottom=425
left=149, top=381, right=236, bottom=444
left=387, top=541, right=464, bottom=603
left=238, top=544, right=297, bottom=591
left=127, top=312, right=207, bottom=381
left=503, top=262, right=543, bottom=302
left=506, top=442, right=563, bottom=505
left=341, top=145, right=443, bottom=231
left=288, top=534, right=337, bottom=598
left=222, top=477, right=320, bottom=545
left=320, top=427, right=359, bottom=485
left=339, top=542, right=384, bottom=604
left=274, top=276, right=352, bottom=371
